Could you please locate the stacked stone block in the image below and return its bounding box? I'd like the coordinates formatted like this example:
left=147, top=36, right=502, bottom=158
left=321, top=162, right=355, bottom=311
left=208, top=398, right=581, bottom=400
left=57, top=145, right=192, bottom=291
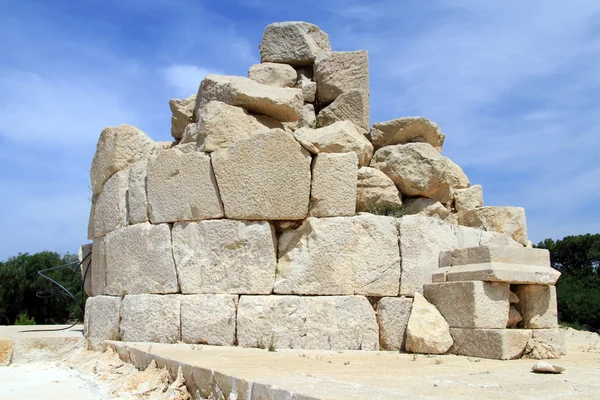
left=82, top=21, right=558, bottom=359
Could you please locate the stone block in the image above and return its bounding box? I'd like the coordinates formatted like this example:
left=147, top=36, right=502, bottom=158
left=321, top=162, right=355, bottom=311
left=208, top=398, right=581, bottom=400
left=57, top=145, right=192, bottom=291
left=248, top=62, right=297, bottom=87
left=0, top=337, right=13, bottom=366
left=104, top=223, right=179, bottom=295
left=403, top=197, right=450, bottom=220
left=146, top=147, right=224, bottom=223
left=445, top=263, right=561, bottom=285
left=370, top=117, right=445, bottom=151
left=93, top=169, right=128, bottom=238
left=316, top=90, right=369, bottom=134
left=127, top=159, right=149, bottom=224
left=172, top=220, right=276, bottom=294
left=91, top=237, right=106, bottom=296
left=275, top=214, right=400, bottom=296
left=84, top=296, right=120, bottom=341
left=431, top=267, right=450, bottom=283
left=377, top=297, right=413, bottom=351
left=423, top=281, right=510, bottom=328
left=297, top=75, right=316, bottom=102
left=78, top=243, right=93, bottom=296
left=514, top=285, right=559, bottom=328
left=356, top=167, right=402, bottom=213
left=405, top=294, right=453, bottom=354
left=309, top=152, right=358, bottom=217
left=314, top=51, right=369, bottom=103
left=453, top=184, right=483, bottom=212
left=237, top=295, right=379, bottom=350
left=120, top=294, right=181, bottom=343
left=212, top=129, right=312, bottom=220
left=260, top=21, right=331, bottom=65
left=449, top=328, right=532, bottom=360
left=442, top=246, right=550, bottom=268
left=180, top=295, right=238, bottom=346
left=525, top=328, right=565, bottom=359
left=456, top=206, right=528, bottom=245
left=169, top=95, right=195, bottom=140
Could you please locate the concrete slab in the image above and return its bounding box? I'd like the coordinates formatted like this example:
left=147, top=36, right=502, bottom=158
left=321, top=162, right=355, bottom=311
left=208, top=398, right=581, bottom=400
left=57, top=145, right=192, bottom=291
left=0, top=325, right=84, bottom=364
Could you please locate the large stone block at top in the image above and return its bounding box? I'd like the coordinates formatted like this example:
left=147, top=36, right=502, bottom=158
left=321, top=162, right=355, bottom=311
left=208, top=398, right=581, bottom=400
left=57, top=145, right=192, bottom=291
left=195, top=75, right=304, bottom=122
left=237, top=295, right=379, bottom=350
left=314, top=51, right=369, bottom=103
left=104, top=223, right=179, bottom=295
left=309, top=152, right=358, bottom=217
left=120, top=294, right=181, bottom=343
left=275, top=214, right=400, bottom=296
left=370, top=117, right=445, bottom=151
left=370, top=142, right=469, bottom=205
left=260, top=21, right=332, bottom=65
left=212, top=129, right=312, bottom=220
left=172, top=220, right=276, bottom=294
left=146, top=147, right=224, bottom=223
left=91, top=124, right=155, bottom=195
left=456, top=206, right=529, bottom=246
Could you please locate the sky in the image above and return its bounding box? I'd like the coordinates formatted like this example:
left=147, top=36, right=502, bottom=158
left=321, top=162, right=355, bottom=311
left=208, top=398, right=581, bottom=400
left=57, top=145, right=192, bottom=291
left=1, top=0, right=599, bottom=260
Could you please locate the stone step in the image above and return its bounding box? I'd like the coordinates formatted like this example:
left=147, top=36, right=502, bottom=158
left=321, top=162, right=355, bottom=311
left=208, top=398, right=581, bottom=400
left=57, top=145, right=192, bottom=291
left=442, top=263, right=560, bottom=285
left=440, top=246, right=550, bottom=268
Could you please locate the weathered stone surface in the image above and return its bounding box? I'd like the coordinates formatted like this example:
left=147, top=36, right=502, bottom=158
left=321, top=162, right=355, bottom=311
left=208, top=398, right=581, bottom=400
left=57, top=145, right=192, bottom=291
left=445, top=263, right=561, bottom=285
left=87, top=196, right=96, bottom=240
left=104, top=223, right=179, bottom=295
left=146, top=147, right=224, bottom=223
left=377, top=297, right=413, bottom=351
left=403, top=197, right=450, bottom=220
left=431, top=267, right=450, bottom=283
left=78, top=244, right=93, bottom=296
left=193, top=101, right=279, bottom=152
left=237, top=295, right=379, bottom=350
left=370, top=143, right=469, bottom=204
left=449, top=328, right=532, bottom=360
left=212, top=129, right=311, bottom=220
left=514, top=285, right=558, bottom=329
left=180, top=295, right=238, bottom=346
left=260, top=21, right=331, bottom=65
left=531, top=361, right=564, bottom=373
left=456, top=206, right=528, bottom=245
left=509, top=290, right=520, bottom=304
left=441, top=246, right=550, bottom=268
left=285, top=103, right=317, bottom=131
left=195, top=75, right=304, bottom=122
left=91, top=124, right=155, bottom=195
left=84, top=296, right=120, bottom=341
left=275, top=214, right=400, bottom=296
left=127, top=159, right=149, bottom=224
left=508, top=305, right=523, bottom=327
left=91, top=237, right=106, bottom=296
left=316, top=91, right=369, bottom=134
left=0, top=337, right=13, bottom=366
left=93, top=169, right=128, bottom=238
left=248, top=63, right=297, bottom=87
left=405, top=293, right=453, bottom=354
left=297, top=75, right=316, bottom=102
left=294, top=121, right=374, bottom=166
left=453, top=185, right=483, bottom=212
left=169, top=95, right=196, bottom=140
left=120, top=294, right=181, bottom=343
left=370, top=117, right=445, bottom=151
left=309, top=152, right=358, bottom=217
left=423, top=281, right=510, bottom=329
left=172, top=220, right=276, bottom=294
left=356, top=167, right=402, bottom=213
left=525, top=329, right=565, bottom=359
left=314, top=51, right=369, bottom=103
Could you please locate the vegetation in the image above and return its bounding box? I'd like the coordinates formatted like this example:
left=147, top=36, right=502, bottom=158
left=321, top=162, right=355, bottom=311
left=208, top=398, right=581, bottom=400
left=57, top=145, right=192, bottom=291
left=364, top=203, right=407, bottom=218
left=536, top=234, right=600, bottom=332
left=0, top=251, right=86, bottom=325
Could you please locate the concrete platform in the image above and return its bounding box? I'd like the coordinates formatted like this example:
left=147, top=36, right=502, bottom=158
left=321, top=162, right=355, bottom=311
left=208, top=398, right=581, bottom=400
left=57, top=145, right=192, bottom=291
left=0, top=325, right=84, bottom=364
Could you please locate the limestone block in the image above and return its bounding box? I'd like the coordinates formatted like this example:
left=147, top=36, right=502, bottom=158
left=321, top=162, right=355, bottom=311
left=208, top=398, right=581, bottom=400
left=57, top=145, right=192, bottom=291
left=260, top=21, right=331, bottom=65
left=78, top=243, right=93, bottom=296
left=120, top=294, right=181, bottom=343
left=297, top=75, right=316, bottom=102
left=314, top=51, right=369, bottom=103
left=294, top=121, right=374, bottom=166
left=316, top=91, right=369, bottom=134
left=87, top=195, right=96, bottom=240
left=431, top=267, right=450, bottom=283
left=514, top=285, right=558, bottom=328
left=286, top=103, right=317, bottom=131
left=194, top=101, right=279, bottom=152
left=370, top=143, right=469, bottom=205
left=377, top=297, right=413, bottom=351
left=405, top=294, right=453, bottom=354
left=91, top=237, right=106, bottom=296
left=237, top=295, right=379, bottom=350
left=84, top=296, right=120, bottom=341
left=453, top=185, right=483, bottom=212
left=180, top=295, right=238, bottom=346
left=0, top=337, right=13, bottom=366
left=445, top=263, right=560, bottom=285
left=403, top=197, right=450, bottom=220
left=449, top=328, right=532, bottom=360
left=509, top=291, right=520, bottom=303
left=423, top=281, right=510, bottom=328
left=275, top=215, right=400, bottom=296
left=508, top=305, right=523, bottom=327
left=127, top=159, right=149, bottom=224
left=146, top=147, right=224, bottom=223
left=356, top=169, right=401, bottom=215
left=169, top=95, right=196, bottom=140
left=104, top=223, right=179, bottom=295
left=248, top=63, right=297, bottom=87
left=309, top=152, right=358, bottom=217
left=172, top=220, right=276, bottom=294
left=443, top=246, right=550, bottom=268
left=195, top=74, right=304, bottom=122
left=90, top=124, right=155, bottom=195
left=370, top=117, right=445, bottom=151
left=456, top=206, right=528, bottom=245
left=212, top=129, right=311, bottom=220
left=93, top=169, right=128, bottom=238
left=525, top=328, right=565, bottom=359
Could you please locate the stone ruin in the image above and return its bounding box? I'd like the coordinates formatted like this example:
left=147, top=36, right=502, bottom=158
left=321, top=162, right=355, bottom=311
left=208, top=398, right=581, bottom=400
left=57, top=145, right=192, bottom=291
left=81, top=21, right=563, bottom=360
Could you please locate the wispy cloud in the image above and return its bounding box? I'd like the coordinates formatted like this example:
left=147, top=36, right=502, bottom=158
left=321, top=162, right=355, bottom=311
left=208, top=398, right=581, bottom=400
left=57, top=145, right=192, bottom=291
left=161, top=65, right=217, bottom=98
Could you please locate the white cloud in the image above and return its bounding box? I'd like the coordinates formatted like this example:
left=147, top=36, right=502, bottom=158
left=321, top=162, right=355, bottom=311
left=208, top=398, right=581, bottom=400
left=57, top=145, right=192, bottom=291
left=161, top=64, right=217, bottom=98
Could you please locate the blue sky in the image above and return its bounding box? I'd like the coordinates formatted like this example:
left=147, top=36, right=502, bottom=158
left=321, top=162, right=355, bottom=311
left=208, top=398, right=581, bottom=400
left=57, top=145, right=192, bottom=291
left=1, top=0, right=599, bottom=260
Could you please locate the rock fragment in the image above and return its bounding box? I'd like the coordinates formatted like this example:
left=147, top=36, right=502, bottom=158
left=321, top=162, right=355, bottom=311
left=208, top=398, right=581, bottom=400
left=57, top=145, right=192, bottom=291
left=169, top=95, right=196, bottom=140
left=248, top=62, right=297, bottom=87
left=260, top=21, right=332, bottom=65
left=405, top=293, right=453, bottom=354
left=370, top=117, right=445, bottom=151
left=531, top=361, right=565, bottom=374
